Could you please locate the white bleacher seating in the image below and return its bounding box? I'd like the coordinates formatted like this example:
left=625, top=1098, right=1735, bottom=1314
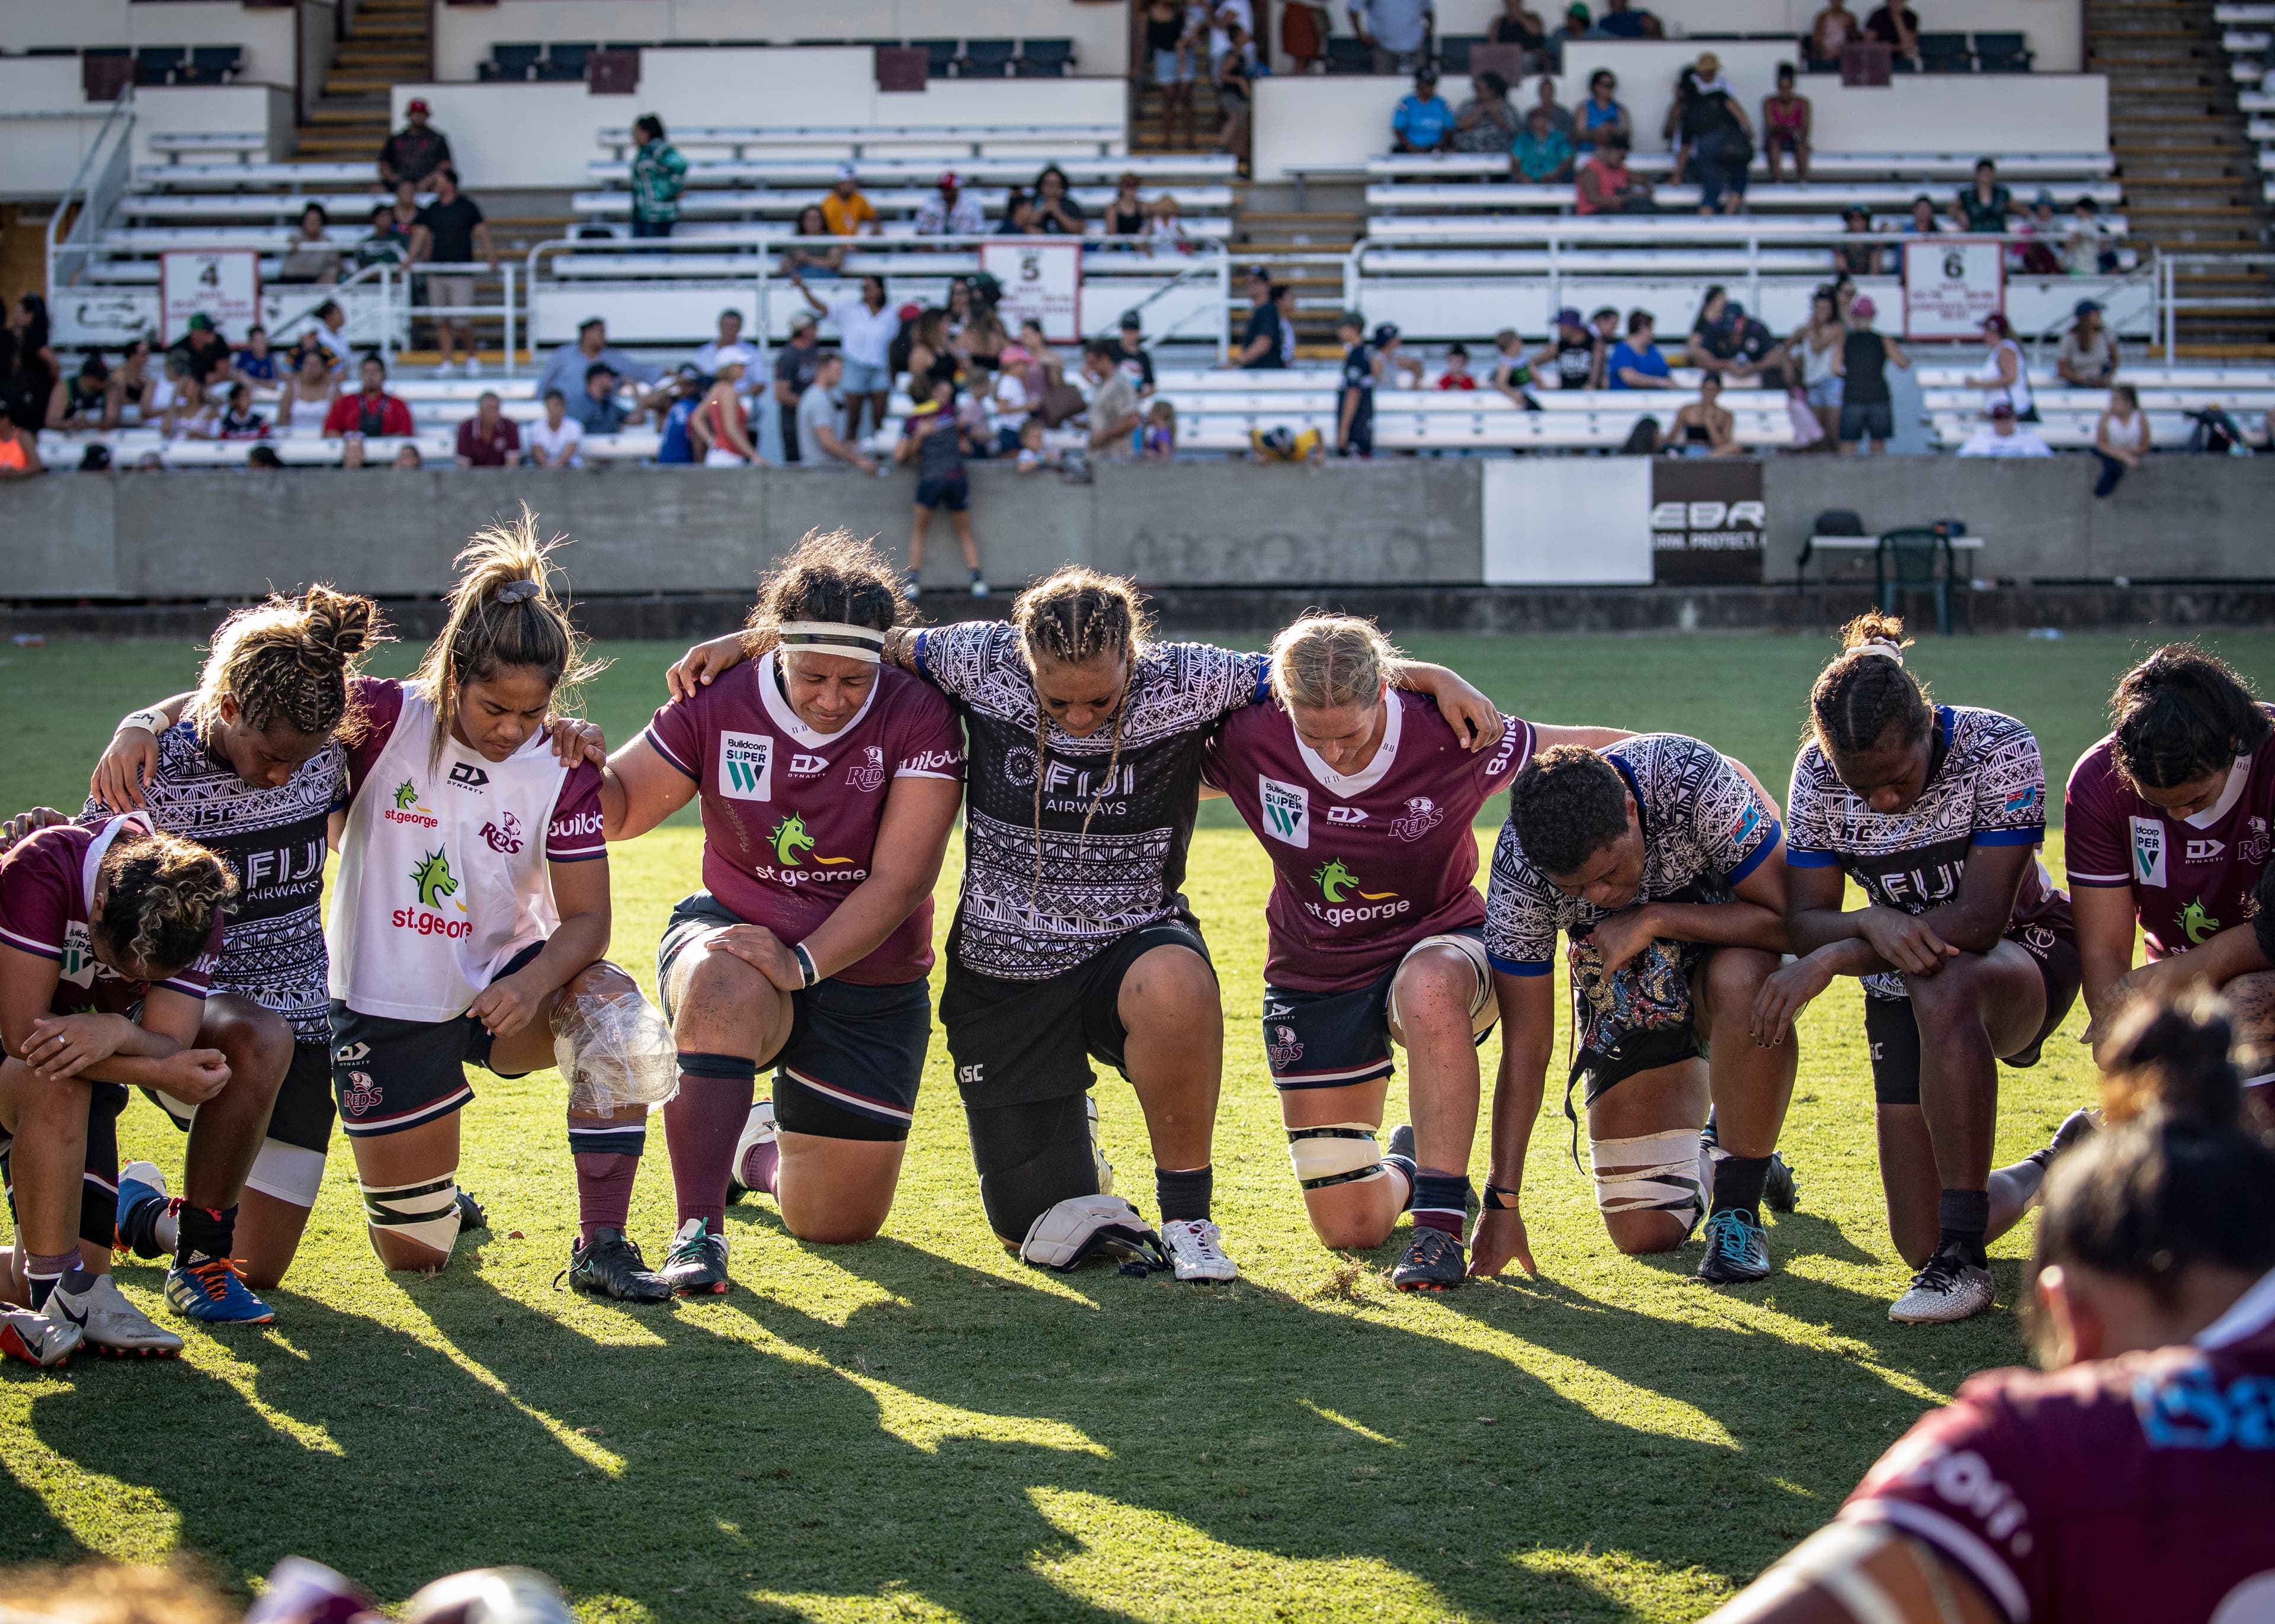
left=1364, top=182, right=2125, bottom=216
left=1361, top=245, right=1845, bottom=274
left=584, top=155, right=1235, bottom=189
left=1360, top=152, right=2113, bottom=184
left=134, top=162, right=382, bottom=191
left=148, top=131, right=268, bottom=163
left=592, top=123, right=1126, bottom=161
left=121, top=194, right=434, bottom=222
left=39, top=426, right=664, bottom=467
left=2218, top=3, right=2275, bottom=20
left=567, top=185, right=1235, bottom=222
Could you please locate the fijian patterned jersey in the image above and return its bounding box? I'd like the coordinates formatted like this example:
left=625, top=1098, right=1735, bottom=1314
left=2063, top=706, right=2275, bottom=964
left=912, top=621, right=1266, bottom=981
left=0, top=815, right=220, bottom=1016
left=81, top=721, right=341, bottom=1041
left=1204, top=692, right=1531, bottom=991
left=1484, top=732, right=1781, bottom=974
left=1843, top=1267, right=2275, bottom=1624
left=643, top=651, right=963, bottom=986
left=1787, top=705, right=2066, bottom=999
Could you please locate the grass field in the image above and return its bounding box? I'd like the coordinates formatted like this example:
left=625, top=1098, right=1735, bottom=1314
left=1, top=627, right=2264, bottom=1623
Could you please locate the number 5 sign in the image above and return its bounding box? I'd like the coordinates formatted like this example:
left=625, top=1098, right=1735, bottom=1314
left=979, top=241, right=1082, bottom=344
left=1902, top=238, right=2004, bottom=340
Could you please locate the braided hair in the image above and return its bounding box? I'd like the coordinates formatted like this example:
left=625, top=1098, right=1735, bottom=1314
left=1808, top=612, right=1933, bottom=758
left=189, top=584, right=385, bottom=744
left=1010, top=568, right=1150, bottom=905
left=741, top=529, right=911, bottom=654
left=2108, top=644, right=2270, bottom=792
left=409, top=507, right=605, bottom=769
left=93, top=827, right=238, bottom=977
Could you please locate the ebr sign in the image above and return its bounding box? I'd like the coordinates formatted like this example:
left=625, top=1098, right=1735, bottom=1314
left=1651, top=459, right=1766, bottom=584
left=1902, top=237, right=2004, bottom=340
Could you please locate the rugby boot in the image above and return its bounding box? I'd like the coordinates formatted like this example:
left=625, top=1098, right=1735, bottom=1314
left=1763, top=1152, right=1800, bottom=1214
left=1160, top=1217, right=1238, bottom=1282
left=0, top=1304, right=82, bottom=1369
left=728, top=1099, right=779, bottom=1202
left=1889, top=1243, right=1995, bottom=1325
left=2029, top=1106, right=2099, bottom=1172
left=456, top=1189, right=490, bottom=1233
left=53, top=1272, right=182, bottom=1356
left=165, top=1257, right=274, bottom=1324
left=1696, top=1208, right=1771, bottom=1285
left=1389, top=1226, right=1466, bottom=1291
left=115, top=1160, right=179, bottom=1260
left=564, top=1229, right=672, bottom=1304
left=658, top=1218, right=730, bottom=1296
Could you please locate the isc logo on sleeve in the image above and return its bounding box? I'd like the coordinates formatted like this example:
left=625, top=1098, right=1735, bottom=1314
left=1260, top=776, right=1309, bottom=848
left=720, top=732, right=774, bottom=801
left=2130, top=816, right=2166, bottom=887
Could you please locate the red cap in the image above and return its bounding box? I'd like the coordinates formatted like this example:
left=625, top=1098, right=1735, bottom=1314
left=406, top=98, right=431, bottom=115
left=938, top=170, right=959, bottom=191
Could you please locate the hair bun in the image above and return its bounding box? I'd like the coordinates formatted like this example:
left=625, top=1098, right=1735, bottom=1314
left=2100, top=993, right=2242, bottom=1128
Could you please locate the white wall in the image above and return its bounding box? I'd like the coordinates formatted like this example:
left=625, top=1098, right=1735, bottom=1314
left=128, top=84, right=296, bottom=168
left=431, top=0, right=1129, bottom=81
left=391, top=59, right=1129, bottom=190
left=0, top=2, right=302, bottom=86
left=0, top=73, right=293, bottom=199
left=1483, top=457, right=1654, bottom=583
left=1251, top=66, right=2106, bottom=178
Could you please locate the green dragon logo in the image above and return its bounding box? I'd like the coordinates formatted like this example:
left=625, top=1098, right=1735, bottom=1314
left=412, top=847, right=458, bottom=909
left=2180, top=898, right=2220, bottom=946
left=769, top=811, right=853, bottom=869
left=1312, top=857, right=1396, bottom=904
left=393, top=779, right=419, bottom=810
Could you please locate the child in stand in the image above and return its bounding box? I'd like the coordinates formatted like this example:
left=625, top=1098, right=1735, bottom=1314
left=1437, top=345, right=1478, bottom=390
left=1142, top=399, right=1177, bottom=459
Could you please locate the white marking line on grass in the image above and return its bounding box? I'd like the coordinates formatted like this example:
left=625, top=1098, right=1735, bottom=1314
left=1298, top=1398, right=1404, bottom=1448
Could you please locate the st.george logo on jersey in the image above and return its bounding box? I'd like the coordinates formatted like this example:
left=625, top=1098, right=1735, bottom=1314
left=1260, top=776, right=1309, bottom=848
left=720, top=732, right=774, bottom=801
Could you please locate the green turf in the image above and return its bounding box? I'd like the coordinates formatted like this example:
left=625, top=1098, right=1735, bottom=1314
left=0, top=628, right=2263, bottom=1622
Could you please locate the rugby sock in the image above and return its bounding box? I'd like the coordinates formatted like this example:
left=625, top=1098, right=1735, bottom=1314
left=24, top=1251, right=78, bottom=1310
left=117, top=1194, right=177, bottom=1259
left=1411, top=1170, right=1470, bottom=1238
left=1155, top=1165, right=1213, bottom=1223
left=1380, top=1151, right=1418, bottom=1210
left=738, top=1108, right=780, bottom=1199
left=1710, top=1155, right=1771, bottom=1219
left=174, top=1203, right=237, bottom=1269
left=569, top=1118, right=648, bottom=1247
left=664, top=1053, right=756, bottom=1233
left=1937, top=1188, right=1991, bottom=1267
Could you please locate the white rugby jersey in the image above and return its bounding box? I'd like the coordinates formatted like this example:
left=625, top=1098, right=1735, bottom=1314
left=327, top=678, right=605, bottom=1022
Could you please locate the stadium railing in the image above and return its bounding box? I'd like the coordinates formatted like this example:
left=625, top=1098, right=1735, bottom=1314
left=581, top=153, right=1237, bottom=189
left=591, top=122, right=1126, bottom=161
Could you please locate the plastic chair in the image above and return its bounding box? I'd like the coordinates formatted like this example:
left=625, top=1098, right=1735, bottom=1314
left=962, top=38, right=1018, bottom=77
left=1972, top=32, right=2032, bottom=72
left=491, top=43, right=543, bottom=81
left=539, top=42, right=594, bottom=81
left=1015, top=39, right=1077, bottom=76
left=134, top=47, right=185, bottom=86
left=1875, top=528, right=1953, bottom=633
left=1437, top=34, right=1485, bottom=72
left=912, top=38, right=963, bottom=77
left=1917, top=33, right=1973, bottom=72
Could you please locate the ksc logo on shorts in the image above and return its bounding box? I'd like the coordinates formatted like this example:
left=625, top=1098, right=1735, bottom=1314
left=720, top=732, right=773, bottom=801
left=2130, top=816, right=2167, bottom=886
left=1260, top=776, right=1309, bottom=848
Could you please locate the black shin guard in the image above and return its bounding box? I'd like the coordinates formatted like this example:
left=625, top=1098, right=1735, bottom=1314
left=967, top=1095, right=1101, bottom=1243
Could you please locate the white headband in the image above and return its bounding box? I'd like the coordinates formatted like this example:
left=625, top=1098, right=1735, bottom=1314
left=1850, top=641, right=1904, bottom=666
left=777, top=621, right=885, bottom=663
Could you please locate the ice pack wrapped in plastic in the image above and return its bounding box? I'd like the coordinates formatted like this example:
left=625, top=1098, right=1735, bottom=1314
left=549, top=964, right=679, bottom=1113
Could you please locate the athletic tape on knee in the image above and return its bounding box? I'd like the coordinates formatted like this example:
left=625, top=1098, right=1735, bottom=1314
left=360, top=1174, right=463, bottom=1256
left=1286, top=1122, right=1386, bottom=1190
left=552, top=973, right=680, bottom=1113
left=245, top=1139, right=327, bottom=1209
left=1589, top=1127, right=1706, bottom=1228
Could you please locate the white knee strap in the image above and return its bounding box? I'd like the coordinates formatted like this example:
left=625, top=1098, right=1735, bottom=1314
left=1287, top=1122, right=1386, bottom=1191
left=245, top=1140, right=328, bottom=1209
left=1590, top=1127, right=1707, bottom=1231
left=360, top=1174, right=463, bottom=1257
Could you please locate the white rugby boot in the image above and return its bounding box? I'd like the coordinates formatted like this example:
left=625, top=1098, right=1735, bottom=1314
left=55, top=1272, right=184, bottom=1356
left=1160, top=1218, right=1238, bottom=1283
left=1889, top=1244, right=1995, bottom=1324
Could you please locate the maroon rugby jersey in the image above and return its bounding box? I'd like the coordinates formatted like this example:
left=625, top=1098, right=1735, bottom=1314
left=1842, top=1267, right=2275, bottom=1623
left=643, top=651, right=963, bottom=985
left=0, top=814, right=220, bottom=1015
left=2065, top=709, right=2275, bottom=963
left=1203, top=692, right=1533, bottom=991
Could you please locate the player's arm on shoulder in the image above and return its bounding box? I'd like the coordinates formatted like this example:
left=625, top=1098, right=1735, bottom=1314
left=1389, top=661, right=1504, bottom=750
left=1703, top=1523, right=2005, bottom=1624
left=664, top=632, right=752, bottom=701
left=603, top=733, right=698, bottom=841
left=1532, top=724, right=1636, bottom=751
left=91, top=689, right=196, bottom=811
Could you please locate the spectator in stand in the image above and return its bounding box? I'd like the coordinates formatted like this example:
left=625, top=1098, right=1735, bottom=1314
left=1724, top=299, right=1786, bottom=386
left=1486, top=329, right=1545, bottom=407
left=2066, top=194, right=2117, bottom=274
left=1832, top=294, right=1907, bottom=454
left=1145, top=191, right=1188, bottom=253
left=772, top=309, right=825, bottom=463
left=149, top=351, right=196, bottom=433
left=216, top=381, right=268, bottom=440
left=1534, top=76, right=1575, bottom=140
left=230, top=326, right=278, bottom=391
left=1350, top=0, right=1434, bottom=73
left=1904, top=192, right=1941, bottom=235
left=1374, top=321, right=1424, bottom=392
left=1393, top=67, right=1456, bottom=152
left=246, top=443, right=283, bottom=468
left=1958, top=400, right=2052, bottom=456
left=454, top=391, right=522, bottom=467
left=821, top=164, right=880, bottom=238
left=275, top=344, right=338, bottom=432
left=535, top=316, right=661, bottom=404
left=1111, top=310, right=1156, bottom=395
left=1608, top=309, right=1671, bottom=389
left=1514, top=104, right=1575, bottom=182
left=322, top=353, right=414, bottom=439
left=357, top=202, right=408, bottom=273
left=1550, top=2, right=1603, bottom=65
left=792, top=272, right=899, bottom=439
left=393, top=443, right=423, bottom=470
left=2091, top=384, right=2148, bottom=496
left=1438, top=343, right=1478, bottom=389
left=1953, top=157, right=2015, bottom=233
left=1976, top=310, right=2034, bottom=420
left=998, top=191, right=1045, bottom=236
left=1668, top=374, right=1741, bottom=455
left=915, top=171, right=988, bottom=237
left=47, top=353, right=113, bottom=430
left=1862, top=0, right=1921, bottom=66
left=784, top=206, right=847, bottom=274
left=408, top=168, right=497, bottom=377
left=277, top=204, right=339, bottom=285
left=1142, top=398, right=1177, bottom=458
left=528, top=389, right=584, bottom=467
left=169, top=314, right=232, bottom=390
left=2017, top=188, right=2066, bottom=272
left=111, top=337, right=156, bottom=424
left=1762, top=64, right=1811, bottom=182
left=1148, top=0, right=1203, bottom=146
left=1585, top=305, right=1622, bottom=384
left=1575, top=131, right=1654, bottom=213
left=377, top=99, right=451, bottom=188
left=1230, top=267, right=1287, bottom=368
left=1834, top=206, right=1882, bottom=274
left=1687, top=285, right=1739, bottom=374
left=795, top=351, right=881, bottom=473
left=571, top=361, right=649, bottom=435
left=1210, top=0, right=1256, bottom=78
left=1033, top=166, right=1087, bottom=236
left=628, top=114, right=687, bottom=239
left=1081, top=341, right=1144, bottom=460
left=690, top=360, right=760, bottom=465
left=1335, top=313, right=1376, bottom=457
left=1547, top=307, right=1598, bottom=390
left=1215, top=24, right=1257, bottom=162
left=898, top=376, right=986, bottom=600
left=1453, top=72, right=1523, bottom=156
left=163, top=369, right=219, bottom=439
left=1681, top=63, right=1754, bottom=214
left=1598, top=0, right=1658, bottom=37
left=690, top=309, right=760, bottom=399
left=2058, top=299, right=2120, bottom=387
left=0, top=410, right=42, bottom=479
left=1106, top=173, right=1149, bottom=240
left=652, top=367, right=704, bottom=464
left=1575, top=70, right=1630, bottom=156
left=1796, top=285, right=1844, bottom=443
left=1806, top=0, right=1858, bottom=66
left=1491, top=0, right=1552, bottom=72
left=300, top=300, right=351, bottom=374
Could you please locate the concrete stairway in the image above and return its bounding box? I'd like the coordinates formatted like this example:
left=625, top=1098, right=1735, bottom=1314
left=292, top=0, right=429, bottom=166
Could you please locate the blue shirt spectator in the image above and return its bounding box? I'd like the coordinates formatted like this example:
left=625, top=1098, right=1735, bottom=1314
left=1607, top=314, right=1671, bottom=388
left=1597, top=0, right=1654, bottom=36
left=1392, top=69, right=1456, bottom=152
left=656, top=373, right=701, bottom=463
left=534, top=317, right=662, bottom=402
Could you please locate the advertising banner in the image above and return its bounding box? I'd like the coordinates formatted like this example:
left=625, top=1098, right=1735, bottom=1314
left=1651, top=459, right=1767, bottom=583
